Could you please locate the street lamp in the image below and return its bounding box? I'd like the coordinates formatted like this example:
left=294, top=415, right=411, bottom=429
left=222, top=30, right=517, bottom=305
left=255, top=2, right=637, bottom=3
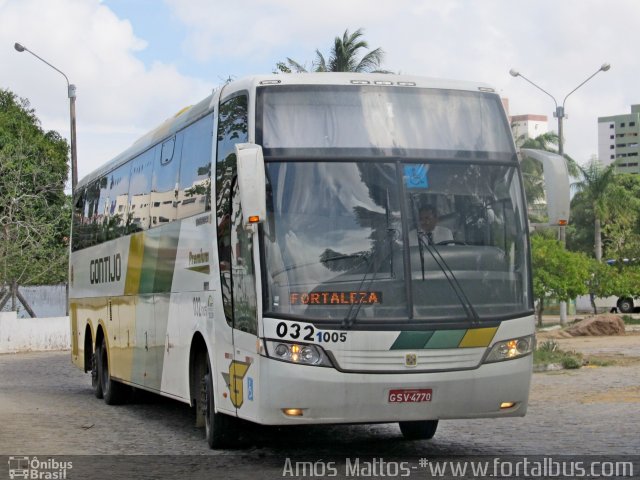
left=14, top=42, right=78, bottom=191
left=510, top=63, right=610, bottom=323
left=509, top=63, right=610, bottom=157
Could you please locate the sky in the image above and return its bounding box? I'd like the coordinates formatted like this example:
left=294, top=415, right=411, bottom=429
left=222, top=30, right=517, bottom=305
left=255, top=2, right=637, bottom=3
left=1, top=0, right=638, bottom=186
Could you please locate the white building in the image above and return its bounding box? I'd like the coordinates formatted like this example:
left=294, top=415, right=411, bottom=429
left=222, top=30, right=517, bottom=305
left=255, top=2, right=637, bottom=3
left=510, top=114, right=549, bottom=144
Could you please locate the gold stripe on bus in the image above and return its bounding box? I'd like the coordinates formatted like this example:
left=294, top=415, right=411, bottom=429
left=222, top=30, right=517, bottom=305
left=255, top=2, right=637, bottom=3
left=124, top=233, right=145, bottom=296
left=458, top=327, right=498, bottom=348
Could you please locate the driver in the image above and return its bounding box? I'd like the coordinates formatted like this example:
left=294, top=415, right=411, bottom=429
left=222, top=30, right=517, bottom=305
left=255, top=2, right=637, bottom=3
left=418, top=205, right=453, bottom=245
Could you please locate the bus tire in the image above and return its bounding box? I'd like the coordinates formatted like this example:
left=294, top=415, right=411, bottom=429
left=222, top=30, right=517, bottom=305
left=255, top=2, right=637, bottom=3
left=98, top=338, right=128, bottom=405
left=617, top=297, right=634, bottom=314
left=91, top=348, right=103, bottom=399
left=203, top=354, right=237, bottom=449
left=399, top=420, right=438, bottom=440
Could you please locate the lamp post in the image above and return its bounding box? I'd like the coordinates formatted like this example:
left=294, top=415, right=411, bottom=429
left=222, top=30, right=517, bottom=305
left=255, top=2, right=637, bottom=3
left=510, top=63, right=610, bottom=323
left=14, top=42, right=78, bottom=191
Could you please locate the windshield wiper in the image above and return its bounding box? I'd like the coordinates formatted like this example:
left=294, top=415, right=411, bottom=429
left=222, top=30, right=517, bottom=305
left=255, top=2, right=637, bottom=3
left=341, top=251, right=379, bottom=330
left=418, top=235, right=480, bottom=324
left=408, top=194, right=478, bottom=323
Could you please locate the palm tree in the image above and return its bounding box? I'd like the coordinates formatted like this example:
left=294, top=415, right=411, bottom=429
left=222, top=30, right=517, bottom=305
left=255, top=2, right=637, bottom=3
left=572, top=161, right=617, bottom=262
left=275, top=28, right=389, bottom=74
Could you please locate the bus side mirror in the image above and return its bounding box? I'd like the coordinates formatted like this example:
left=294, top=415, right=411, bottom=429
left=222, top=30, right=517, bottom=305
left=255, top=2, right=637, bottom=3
left=520, top=148, right=570, bottom=227
left=235, top=143, right=267, bottom=231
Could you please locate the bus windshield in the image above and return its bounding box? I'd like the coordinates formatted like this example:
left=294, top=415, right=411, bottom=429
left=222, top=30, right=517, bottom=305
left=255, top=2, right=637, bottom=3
left=262, top=160, right=531, bottom=323
left=257, top=84, right=514, bottom=160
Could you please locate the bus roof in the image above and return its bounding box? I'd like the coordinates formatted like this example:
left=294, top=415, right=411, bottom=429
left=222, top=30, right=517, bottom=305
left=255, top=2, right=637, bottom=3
left=76, top=73, right=497, bottom=191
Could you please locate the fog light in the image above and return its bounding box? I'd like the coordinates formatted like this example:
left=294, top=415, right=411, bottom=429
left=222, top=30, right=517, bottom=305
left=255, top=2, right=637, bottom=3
left=500, top=402, right=516, bottom=409
left=283, top=408, right=304, bottom=417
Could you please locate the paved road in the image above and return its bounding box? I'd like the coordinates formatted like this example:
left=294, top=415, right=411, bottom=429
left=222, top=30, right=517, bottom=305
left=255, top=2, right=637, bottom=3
left=0, top=351, right=638, bottom=478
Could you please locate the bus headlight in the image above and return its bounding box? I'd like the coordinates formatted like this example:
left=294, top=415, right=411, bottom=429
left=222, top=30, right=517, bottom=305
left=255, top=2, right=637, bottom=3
left=265, top=340, right=333, bottom=367
left=484, top=335, right=534, bottom=363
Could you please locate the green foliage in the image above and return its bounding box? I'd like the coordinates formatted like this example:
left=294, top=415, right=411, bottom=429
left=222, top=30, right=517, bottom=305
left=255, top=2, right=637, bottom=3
left=537, top=340, right=559, bottom=352
left=561, top=355, right=582, bottom=369
left=588, top=261, right=640, bottom=300
left=534, top=339, right=583, bottom=369
left=0, top=89, right=69, bottom=287
left=568, top=171, right=640, bottom=263
left=533, top=342, right=582, bottom=369
left=275, top=28, right=389, bottom=74
left=531, top=235, right=591, bottom=323
left=621, top=315, right=640, bottom=325
left=531, top=235, right=591, bottom=301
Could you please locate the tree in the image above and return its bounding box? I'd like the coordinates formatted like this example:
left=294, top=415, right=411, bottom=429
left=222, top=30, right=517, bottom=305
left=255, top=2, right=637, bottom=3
left=531, top=235, right=591, bottom=325
left=568, top=172, right=640, bottom=260
left=0, top=89, right=69, bottom=313
left=572, top=161, right=617, bottom=262
left=275, top=28, right=389, bottom=74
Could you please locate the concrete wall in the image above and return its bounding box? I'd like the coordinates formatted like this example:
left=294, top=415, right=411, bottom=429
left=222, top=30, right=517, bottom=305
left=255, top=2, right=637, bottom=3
left=0, top=312, right=70, bottom=353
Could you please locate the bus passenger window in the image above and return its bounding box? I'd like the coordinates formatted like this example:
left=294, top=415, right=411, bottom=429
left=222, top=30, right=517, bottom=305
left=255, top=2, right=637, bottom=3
left=178, top=114, right=214, bottom=219
left=151, top=136, right=180, bottom=226
left=128, top=147, right=155, bottom=232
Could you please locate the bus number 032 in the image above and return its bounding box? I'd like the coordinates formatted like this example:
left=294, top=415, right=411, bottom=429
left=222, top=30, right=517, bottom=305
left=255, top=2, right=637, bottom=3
left=275, top=322, right=346, bottom=343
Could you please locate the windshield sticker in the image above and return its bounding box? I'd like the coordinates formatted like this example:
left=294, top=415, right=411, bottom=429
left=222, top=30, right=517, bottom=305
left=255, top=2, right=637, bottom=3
left=404, top=164, right=429, bottom=189
left=290, top=291, right=382, bottom=305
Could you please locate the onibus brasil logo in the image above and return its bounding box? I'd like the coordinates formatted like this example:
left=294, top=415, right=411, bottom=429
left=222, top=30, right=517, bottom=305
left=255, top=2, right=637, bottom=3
left=8, top=456, right=72, bottom=479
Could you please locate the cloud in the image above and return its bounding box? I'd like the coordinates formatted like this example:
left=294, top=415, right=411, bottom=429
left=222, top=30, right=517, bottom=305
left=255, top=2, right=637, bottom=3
left=1, top=0, right=212, bottom=180
left=2, top=0, right=639, bottom=183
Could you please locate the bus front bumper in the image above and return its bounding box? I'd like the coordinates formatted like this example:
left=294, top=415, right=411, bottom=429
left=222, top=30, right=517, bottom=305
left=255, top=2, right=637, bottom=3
left=253, top=355, right=532, bottom=425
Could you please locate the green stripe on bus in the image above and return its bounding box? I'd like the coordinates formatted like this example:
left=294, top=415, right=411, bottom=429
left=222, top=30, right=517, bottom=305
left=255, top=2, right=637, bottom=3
left=138, top=223, right=181, bottom=294
left=425, top=329, right=467, bottom=349
left=390, top=331, right=435, bottom=350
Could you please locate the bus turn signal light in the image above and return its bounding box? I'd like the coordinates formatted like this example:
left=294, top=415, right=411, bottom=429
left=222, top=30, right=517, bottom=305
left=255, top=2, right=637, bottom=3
left=248, top=215, right=260, bottom=224
left=500, top=402, right=516, bottom=409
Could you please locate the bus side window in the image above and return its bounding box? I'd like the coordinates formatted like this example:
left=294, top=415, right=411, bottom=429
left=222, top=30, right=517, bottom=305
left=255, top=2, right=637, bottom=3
left=128, top=147, right=155, bottom=232
left=83, top=180, right=101, bottom=248
left=178, top=113, right=214, bottom=219
left=72, top=186, right=87, bottom=251
left=216, top=94, right=248, bottom=327
left=104, top=163, right=131, bottom=240
left=151, top=136, right=181, bottom=226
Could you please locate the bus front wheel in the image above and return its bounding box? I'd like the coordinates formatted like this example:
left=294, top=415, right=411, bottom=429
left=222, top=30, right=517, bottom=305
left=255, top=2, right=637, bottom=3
left=399, top=420, right=439, bottom=440
left=202, top=354, right=237, bottom=448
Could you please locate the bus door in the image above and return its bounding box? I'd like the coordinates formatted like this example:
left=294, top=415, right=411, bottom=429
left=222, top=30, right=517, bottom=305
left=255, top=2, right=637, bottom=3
left=226, top=179, right=260, bottom=418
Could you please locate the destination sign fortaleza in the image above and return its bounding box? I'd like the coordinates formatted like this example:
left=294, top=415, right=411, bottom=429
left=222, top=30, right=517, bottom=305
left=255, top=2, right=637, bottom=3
left=289, top=291, right=382, bottom=306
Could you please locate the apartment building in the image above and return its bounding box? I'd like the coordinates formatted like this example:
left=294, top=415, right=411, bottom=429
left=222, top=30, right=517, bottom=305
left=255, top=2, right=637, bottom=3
left=598, top=105, right=640, bottom=174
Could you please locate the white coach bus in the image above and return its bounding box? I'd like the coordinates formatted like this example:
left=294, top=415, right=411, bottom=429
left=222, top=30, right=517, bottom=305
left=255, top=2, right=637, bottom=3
left=70, top=73, right=568, bottom=448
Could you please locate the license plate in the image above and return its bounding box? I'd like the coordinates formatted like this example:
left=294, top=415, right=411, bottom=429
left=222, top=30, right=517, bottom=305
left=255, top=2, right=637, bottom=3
left=388, top=389, right=433, bottom=403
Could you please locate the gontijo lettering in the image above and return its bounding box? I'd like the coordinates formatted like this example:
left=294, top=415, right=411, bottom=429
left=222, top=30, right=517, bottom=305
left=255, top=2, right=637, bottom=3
left=289, top=291, right=382, bottom=305
left=89, top=254, right=121, bottom=284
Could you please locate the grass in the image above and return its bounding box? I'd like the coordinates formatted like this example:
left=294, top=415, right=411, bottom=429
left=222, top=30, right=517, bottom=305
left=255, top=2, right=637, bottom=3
left=584, top=356, right=616, bottom=367
left=621, top=315, right=640, bottom=325
left=533, top=340, right=583, bottom=369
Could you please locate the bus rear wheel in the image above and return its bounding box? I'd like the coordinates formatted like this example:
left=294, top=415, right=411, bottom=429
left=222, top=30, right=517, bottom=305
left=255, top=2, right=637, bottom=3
left=399, top=420, right=439, bottom=440
left=97, top=338, right=128, bottom=405
left=202, top=354, right=237, bottom=449
left=91, top=347, right=103, bottom=399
